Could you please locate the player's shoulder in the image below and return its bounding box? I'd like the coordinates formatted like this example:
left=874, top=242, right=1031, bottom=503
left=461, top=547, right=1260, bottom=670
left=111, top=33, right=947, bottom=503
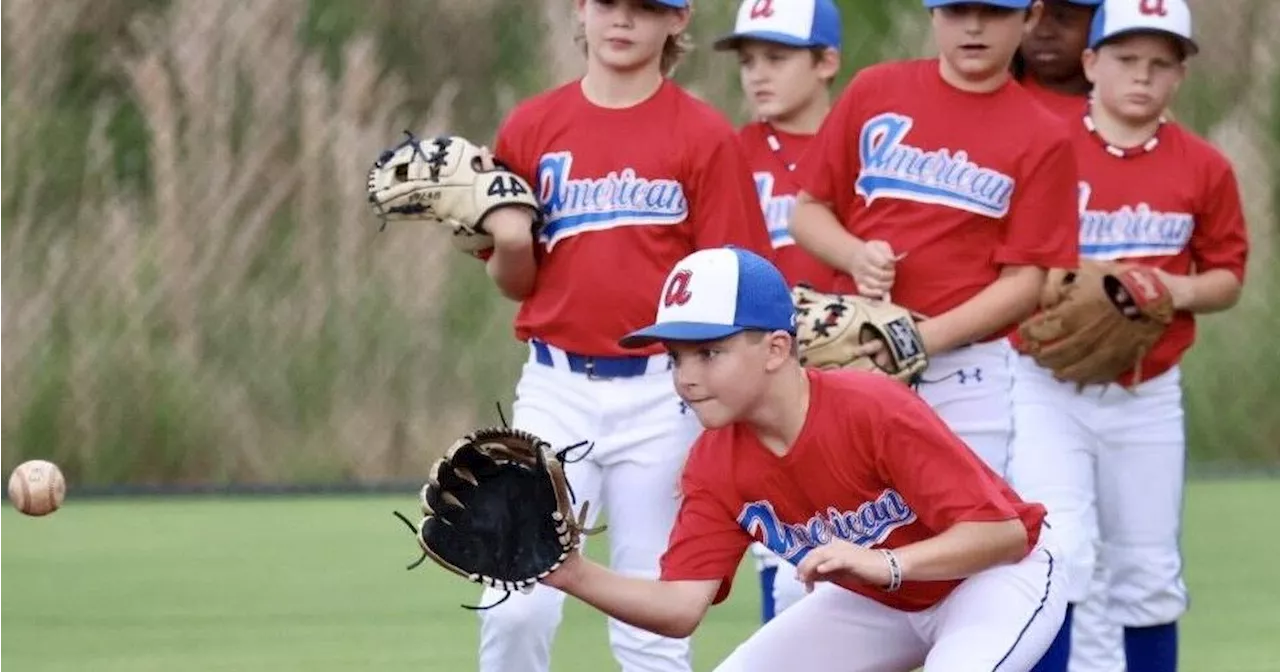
left=1162, top=122, right=1237, bottom=174
left=811, top=369, right=921, bottom=421
left=1003, top=84, right=1073, bottom=148
left=665, top=82, right=740, bottom=140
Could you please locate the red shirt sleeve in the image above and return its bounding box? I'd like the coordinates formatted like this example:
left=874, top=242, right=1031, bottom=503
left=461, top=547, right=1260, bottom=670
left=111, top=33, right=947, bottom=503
left=794, top=69, right=864, bottom=213
left=687, top=131, right=774, bottom=258
left=994, top=129, right=1080, bottom=269
left=659, top=440, right=752, bottom=605
left=865, top=385, right=1022, bottom=532
left=1190, top=158, right=1249, bottom=283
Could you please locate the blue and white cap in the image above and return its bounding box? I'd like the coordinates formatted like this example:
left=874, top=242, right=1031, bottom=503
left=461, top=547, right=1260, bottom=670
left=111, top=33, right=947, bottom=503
left=619, top=248, right=796, bottom=349
left=713, top=0, right=842, bottom=51
left=924, top=0, right=1033, bottom=8
left=649, top=0, right=690, bottom=7
left=1089, top=0, right=1197, bottom=55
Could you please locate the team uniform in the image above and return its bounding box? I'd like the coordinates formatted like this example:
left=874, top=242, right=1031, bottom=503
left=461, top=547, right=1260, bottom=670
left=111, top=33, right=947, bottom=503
left=479, top=76, right=773, bottom=672
left=661, top=367, right=1065, bottom=671
left=1009, top=4, right=1249, bottom=671
left=794, top=57, right=1079, bottom=477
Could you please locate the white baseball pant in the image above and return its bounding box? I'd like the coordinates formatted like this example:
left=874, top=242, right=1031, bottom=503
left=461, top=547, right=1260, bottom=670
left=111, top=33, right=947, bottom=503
left=917, top=339, right=1016, bottom=478
left=715, top=535, right=1066, bottom=671
left=476, top=342, right=703, bottom=672
left=1009, top=355, right=1189, bottom=629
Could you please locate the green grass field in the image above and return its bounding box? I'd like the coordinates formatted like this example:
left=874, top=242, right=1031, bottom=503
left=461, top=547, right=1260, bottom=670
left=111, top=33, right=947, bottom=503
left=3, top=480, right=1278, bottom=671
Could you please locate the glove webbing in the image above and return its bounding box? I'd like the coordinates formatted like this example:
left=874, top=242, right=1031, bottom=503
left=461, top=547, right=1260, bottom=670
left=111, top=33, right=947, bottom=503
left=369, top=131, right=452, bottom=229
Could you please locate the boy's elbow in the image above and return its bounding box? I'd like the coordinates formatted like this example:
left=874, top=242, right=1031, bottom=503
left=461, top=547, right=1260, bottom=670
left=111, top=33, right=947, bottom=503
left=1002, top=519, right=1030, bottom=563
left=656, top=611, right=702, bottom=639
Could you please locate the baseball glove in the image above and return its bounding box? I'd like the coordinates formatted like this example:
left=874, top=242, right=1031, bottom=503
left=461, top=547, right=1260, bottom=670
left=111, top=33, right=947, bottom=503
left=792, top=285, right=929, bottom=386
left=366, top=132, right=540, bottom=254
left=394, top=427, right=601, bottom=609
left=1018, top=261, right=1175, bottom=387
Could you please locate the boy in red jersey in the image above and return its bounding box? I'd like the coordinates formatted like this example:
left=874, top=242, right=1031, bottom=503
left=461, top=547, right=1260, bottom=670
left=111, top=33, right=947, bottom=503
left=1011, top=3, right=1128, bottom=671
left=712, top=0, right=844, bottom=623
left=1009, top=2, right=1249, bottom=671
left=717, top=0, right=843, bottom=292
left=538, top=246, right=1066, bottom=672
left=474, top=1, right=773, bottom=671
left=1015, top=0, right=1102, bottom=120
left=789, top=0, right=1079, bottom=479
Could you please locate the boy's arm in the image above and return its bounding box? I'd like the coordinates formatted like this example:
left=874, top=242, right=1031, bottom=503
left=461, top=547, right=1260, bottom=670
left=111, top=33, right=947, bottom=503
left=542, top=553, right=720, bottom=639
left=790, top=192, right=866, bottom=271
left=1154, top=268, right=1242, bottom=314
left=916, top=264, right=1045, bottom=354
left=1163, top=160, right=1250, bottom=314
left=483, top=207, right=538, bottom=301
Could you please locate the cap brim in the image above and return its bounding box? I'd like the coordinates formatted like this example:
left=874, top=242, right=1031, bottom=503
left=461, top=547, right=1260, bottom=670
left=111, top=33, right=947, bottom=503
left=619, top=322, right=747, bottom=349
left=713, top=30, right=823, bottom=51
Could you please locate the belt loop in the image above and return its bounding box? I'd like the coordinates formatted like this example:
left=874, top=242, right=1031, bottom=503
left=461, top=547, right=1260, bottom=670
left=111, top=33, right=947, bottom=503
left=532, top=340, right=553, bottom=367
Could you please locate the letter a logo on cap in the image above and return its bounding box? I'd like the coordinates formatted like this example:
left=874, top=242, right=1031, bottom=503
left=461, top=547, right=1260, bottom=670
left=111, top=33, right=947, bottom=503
left=1139, top=0, right=1168, bottom=17
left=750, top=0, right=775, bottom=20
left=664, top=269, right=694, bottom=307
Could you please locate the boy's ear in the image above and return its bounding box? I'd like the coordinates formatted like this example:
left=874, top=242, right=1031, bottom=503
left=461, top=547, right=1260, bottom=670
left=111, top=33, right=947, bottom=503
left=1081, top=48, right=1100, bottom=85
left=816, top=47, right=841, bottom=83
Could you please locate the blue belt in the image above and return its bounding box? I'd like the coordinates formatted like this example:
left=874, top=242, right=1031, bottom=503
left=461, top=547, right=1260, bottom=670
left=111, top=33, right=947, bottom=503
left=532, top=340, right=661, bottom=379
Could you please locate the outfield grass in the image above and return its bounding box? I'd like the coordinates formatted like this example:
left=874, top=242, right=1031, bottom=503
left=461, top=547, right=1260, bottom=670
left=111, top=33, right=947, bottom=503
left=3, top=480, right=1277, bottom=671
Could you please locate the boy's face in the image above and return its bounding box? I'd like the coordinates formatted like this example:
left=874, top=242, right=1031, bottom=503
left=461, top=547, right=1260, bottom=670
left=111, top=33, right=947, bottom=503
left=1083, top=33, right=1186, bottom=123
left=665, top=331, right=789, bottom=430
left=736, top=40, right=837, bottom=122
left=1020, top=0, right=1094, bottom=83
left=932, top=4, right=1035, bottom=84
left=578, top=0, right=689, bottom=73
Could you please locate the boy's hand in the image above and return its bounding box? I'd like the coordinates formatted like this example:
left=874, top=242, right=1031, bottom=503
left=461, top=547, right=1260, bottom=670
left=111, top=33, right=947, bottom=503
left=796, top=539, right=893, bottom=591
left=848, top=241, right=900, bottom=299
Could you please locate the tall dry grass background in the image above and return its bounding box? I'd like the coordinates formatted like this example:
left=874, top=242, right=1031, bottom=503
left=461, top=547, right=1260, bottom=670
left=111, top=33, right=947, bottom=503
left=2, top=0, right=1277, bottom=487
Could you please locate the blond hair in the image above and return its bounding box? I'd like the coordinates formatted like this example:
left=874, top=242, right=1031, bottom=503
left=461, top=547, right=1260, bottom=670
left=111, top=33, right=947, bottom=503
left=574, top=25, right=693, bottom=77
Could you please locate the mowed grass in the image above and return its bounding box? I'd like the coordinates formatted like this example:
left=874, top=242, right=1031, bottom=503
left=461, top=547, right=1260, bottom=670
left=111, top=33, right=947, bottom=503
left=2, top=480, right=1277, bottom=671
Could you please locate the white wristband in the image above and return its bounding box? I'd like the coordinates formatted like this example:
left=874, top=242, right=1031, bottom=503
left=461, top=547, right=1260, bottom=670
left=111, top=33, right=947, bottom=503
left=880, top=549, right=903, bottom=592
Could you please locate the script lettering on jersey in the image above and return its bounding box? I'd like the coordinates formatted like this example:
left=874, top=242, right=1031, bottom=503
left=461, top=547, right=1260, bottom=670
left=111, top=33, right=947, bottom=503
left=754, top=172, right=797, bottom=248
left=1077, top=181, right=1194, bottom=260
left=856, top=113, right=1015, bottom=219
left=738, top=491, right=917, bottom=565
left=535, top=152, right=688, bottom=249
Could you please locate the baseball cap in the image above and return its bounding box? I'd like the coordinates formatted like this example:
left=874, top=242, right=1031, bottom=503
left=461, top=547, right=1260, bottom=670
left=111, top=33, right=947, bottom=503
left=713, top=0, right=842, bottom=51
left=1088, top=0, right=1198, bottom=55
left=648, top=0, right=690, bottom=7
left=619, top=248, right=796, bottom=349
left=924, top=0, right=1033, bottom=8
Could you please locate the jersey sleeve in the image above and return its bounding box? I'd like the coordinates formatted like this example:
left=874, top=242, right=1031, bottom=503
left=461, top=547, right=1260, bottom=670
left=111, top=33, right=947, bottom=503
left=686, top=129, right=774, bottom=258
left=994, top=129, right=1080, bottom=269
left=793, top=70, right=863, bottom=214
left=659, top=442, right=752, bottom=605
left=1190, top=158, right=1249, bottom=283
left=865, top=385, right=1022, bottom=531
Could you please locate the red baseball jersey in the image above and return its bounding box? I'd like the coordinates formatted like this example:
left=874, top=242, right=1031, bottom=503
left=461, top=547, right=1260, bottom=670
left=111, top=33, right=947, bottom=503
left=796, top=59, right=1079, bottom=333
left=1020, top=78, right=1089, bottom=123
left=1072, top=120, right=1249, bottom=384
left=738, top=121, right=841, bottom=291
left=493, top=80, right=774, bottom=356
left=660, top=368, right=1047, bottom=612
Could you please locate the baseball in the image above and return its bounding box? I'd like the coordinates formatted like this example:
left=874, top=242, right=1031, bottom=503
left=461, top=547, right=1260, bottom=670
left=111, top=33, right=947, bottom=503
left=8, top=459, right=67, bottom=517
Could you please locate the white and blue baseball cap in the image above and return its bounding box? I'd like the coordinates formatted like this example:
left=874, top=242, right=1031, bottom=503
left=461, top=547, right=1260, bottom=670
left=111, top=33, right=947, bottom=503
left=1088, top=0, right=1197, bottom=55
left=924, top=0, right=1033, bottom=8
left=619, top=248, right=796, bottom=348
left=649, top=0, right=690, bottom=7
left=713, top=0, right=842, bottom=51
